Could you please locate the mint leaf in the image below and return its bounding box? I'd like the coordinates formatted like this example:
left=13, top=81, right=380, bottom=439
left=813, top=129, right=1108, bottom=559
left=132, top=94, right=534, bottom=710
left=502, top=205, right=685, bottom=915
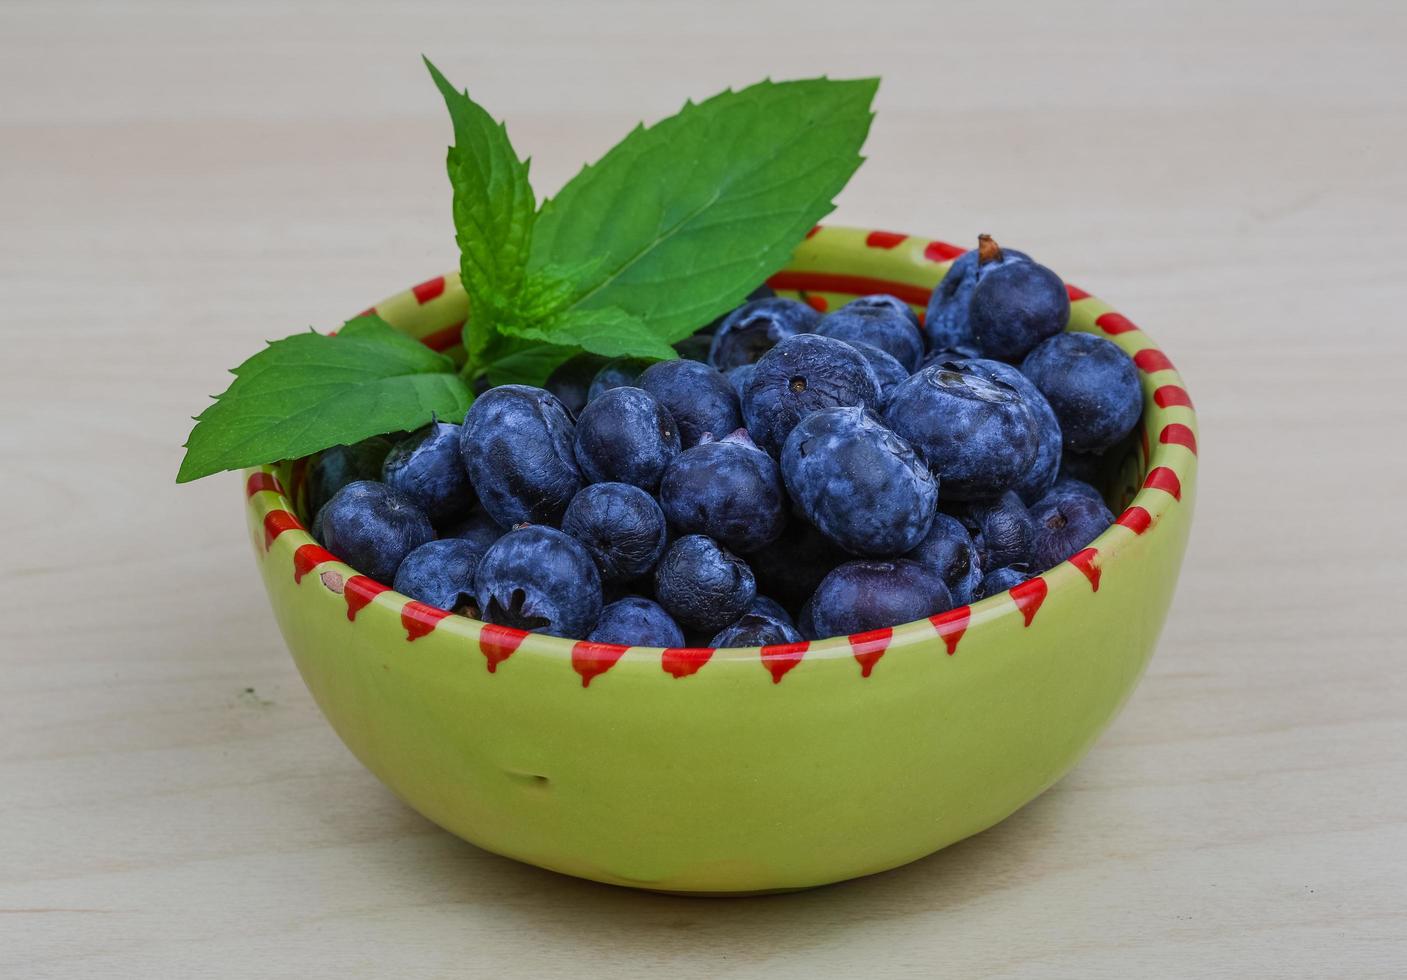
left=500, top=306, right=678, bottom=361
left=426, top=58, right=536, bottom=363
left=176, top=315, right=472, bottom=483
left=529, top=77, right=877, bottom=343
left=481, top=339, right=580, bottom=387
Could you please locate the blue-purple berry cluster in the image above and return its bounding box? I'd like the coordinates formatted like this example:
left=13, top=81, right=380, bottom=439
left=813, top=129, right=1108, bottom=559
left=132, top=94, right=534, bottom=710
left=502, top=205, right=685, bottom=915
left=308, top=237, right=1140, bottom=645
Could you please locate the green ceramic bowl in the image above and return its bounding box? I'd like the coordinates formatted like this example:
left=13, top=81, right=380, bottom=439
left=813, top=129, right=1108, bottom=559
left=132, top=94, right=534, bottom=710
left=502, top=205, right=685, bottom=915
left=244, top=226, right=1197, bottom=894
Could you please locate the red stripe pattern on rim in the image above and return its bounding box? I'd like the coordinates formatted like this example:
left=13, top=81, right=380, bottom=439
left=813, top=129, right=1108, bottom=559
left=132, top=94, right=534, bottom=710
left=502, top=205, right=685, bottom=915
left=412, top=276, right=447, bottom=304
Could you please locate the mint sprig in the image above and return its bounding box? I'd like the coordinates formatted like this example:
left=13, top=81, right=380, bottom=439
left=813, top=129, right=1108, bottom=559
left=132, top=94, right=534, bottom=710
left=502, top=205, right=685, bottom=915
left=177, top=62, right=879, bottom=482
left=175, top=316, right=472, bottom=483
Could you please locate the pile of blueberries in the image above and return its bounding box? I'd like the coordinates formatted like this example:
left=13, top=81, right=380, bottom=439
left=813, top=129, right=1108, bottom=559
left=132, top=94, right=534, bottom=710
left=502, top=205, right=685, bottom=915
left=309, top=237, right=1143, bottom=647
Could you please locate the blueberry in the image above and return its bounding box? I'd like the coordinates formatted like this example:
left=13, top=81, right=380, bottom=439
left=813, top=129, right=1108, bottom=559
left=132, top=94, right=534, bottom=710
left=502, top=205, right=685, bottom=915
left=546, top=354, right=609, bottom=417
left=814, top=294, right=924, bottom=372
left=380, top=421, right=474, bottom=523
left=1021, top=332, right=1142, bottom=453
left=905, top=512, right=983, bottom=606
left=796, top=597, right=819, bottom=640
left=970, top=491, right=1035, bottom=569
left=708, top=297, right=820, bottom=371
left=1059, top=449, right=1108, bottom=486
left=460, top=385, right=582, bottom=526
left=588, top=596, right=685, bottom=647
left=748, top=594, right=794, bottom=626
left=561, top=482, right=668, bottom=582
left=710, top=611, right=803, bottom=648
left=474, top=525, right=602, bottom=638
left=1028, top=486, right=1115, bottom=571
left=923, top=236, right=1029, bottom=353
left=845, top=341, right=910, bottom=404
left=921, top=344, right=982, bottom=367
left=659, top=438, right=786, bottom=553
left=672, top=333, right=713, bottom=363
left=976, top=564, right=1031, bottom=600
left=439, top=505, right=504, bottom=556
left=637, top=359, right=742, bottom=448
left=654, top=535, right=756, bottom=633
left=883, top=362, right=1040, bottom=500
left=781, top=406, right=937, bottom=557
left=306, top=435, right=396, bottom=519
left=725, top=363, right=755, bottom=399
left=316, top=480, right=435, bottom=583
left=945, top=357, right=1063, bottom=503
left=573, top=386, right=680, bottom=491
left=970, top=259, right=1070, bottom=361
left=701, top=282, right=777, bottom=334
left=1050, top=475, right=1107, bottom=506
left=393, top=539, right=482, bottom=614
left=807, top=559, right=953, bottom=639
left=742, top=333, right=882, bottom=456
left=748, top=519, right=847, bottom=612
left=587, top=357, right=654, bottom=403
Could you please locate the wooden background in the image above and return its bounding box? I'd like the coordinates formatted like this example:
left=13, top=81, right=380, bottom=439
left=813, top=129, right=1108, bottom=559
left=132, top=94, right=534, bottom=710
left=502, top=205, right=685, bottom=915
left=2, top=1, right=1403, bottom=976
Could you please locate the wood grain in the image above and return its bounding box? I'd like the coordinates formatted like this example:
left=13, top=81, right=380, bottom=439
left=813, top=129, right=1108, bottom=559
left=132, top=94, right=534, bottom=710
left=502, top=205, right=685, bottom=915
left=1, top=1, right=1404, bottom=977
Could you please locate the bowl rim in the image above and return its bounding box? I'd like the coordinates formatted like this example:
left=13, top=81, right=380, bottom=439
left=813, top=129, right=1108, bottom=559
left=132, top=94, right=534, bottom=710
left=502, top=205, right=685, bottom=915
left=244, top=224, right=1197, bottom=684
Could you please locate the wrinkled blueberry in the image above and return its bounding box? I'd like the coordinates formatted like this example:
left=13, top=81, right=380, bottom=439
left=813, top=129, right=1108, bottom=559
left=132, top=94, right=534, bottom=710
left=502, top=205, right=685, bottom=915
left=748, top=519, right=848, bottom=612
left=587, top=357, right=655, bottom=403
left=460, top=385, right=582, bottom=527
left=546, top=354, right=609, bottom=417
left=883, top=362, right=1039, bottom=500
left=845, top=341, right=910, bottom=404
left=924, top=235, right=1030, bottom=353
left=573, top=386, right=680, bottom=491
left=945, top=357, right=1062, bottom=503
left=710, top=611, right=803, bottom=648
left=814, top=294, right=924, bottom=372
left=976, top=564, right=1031, bottom=600
left=561, top=482, right=668, bottom=582
left=742, top=333, right=882, bottom=456
left=306, top=435, right=396, bottom=519
left=439, top=505, right=504, bottom=556
left=474, top=525, right=602, bottom=638
left=393, top=538, right=482, bottom=614
left=316, top=480, right=435, bottom=583
left=970, top=491, right=1035, bottom=569
left=701, top=283, right=777, bottom=334
left=905, top=512, right=983, bottom=606
left=1028, top=486, right=1115, bottom=571
left=970, top=259, right=1070, bottom=361
left=588, top=596, right=685, bottom=648
left=654, top=535, right=756, bottom=633
left=781, top=406, right=937, bottom=557
left=1021, top=332, right=1142, bottom=453
left=638, top=359, right=742, bottom=448
left=381, top=421, right=474, bottom=523
left=808, top=559, right=953, bottom=639
left=659, top=437, right=786, bottom=553
left=708, top=297, right=820, bottom=371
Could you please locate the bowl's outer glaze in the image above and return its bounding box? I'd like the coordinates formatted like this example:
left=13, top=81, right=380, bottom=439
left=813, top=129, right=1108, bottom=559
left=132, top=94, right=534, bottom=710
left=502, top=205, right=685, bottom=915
left=245, top=227, right=1197, bottom=893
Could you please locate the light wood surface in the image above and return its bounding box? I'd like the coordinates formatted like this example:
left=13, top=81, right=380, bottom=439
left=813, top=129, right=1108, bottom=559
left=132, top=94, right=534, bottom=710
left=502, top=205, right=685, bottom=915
left=3, top=2, right=1404, bottom=977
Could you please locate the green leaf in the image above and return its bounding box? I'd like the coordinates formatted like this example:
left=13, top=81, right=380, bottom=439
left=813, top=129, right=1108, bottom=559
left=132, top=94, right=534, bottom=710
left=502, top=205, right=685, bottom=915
left=481, top=339, right=581, bottom=387
left=500, top=306, right=678, bottom=361
left=176, top=315, right=472, bottom=483
left=426, top=58, right=536, bottom=362
left=529, top=77, right=877, bottom=343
